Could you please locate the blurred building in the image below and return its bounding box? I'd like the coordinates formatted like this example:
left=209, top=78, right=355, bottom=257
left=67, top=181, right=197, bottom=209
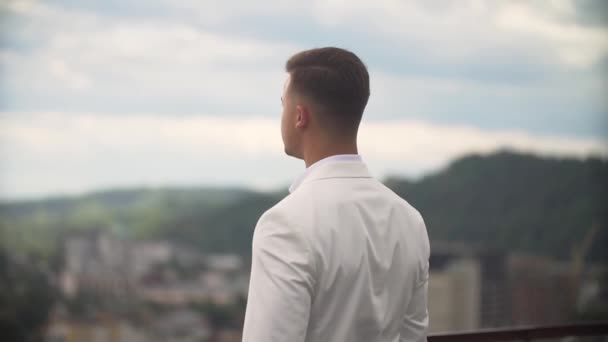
left=45, top=315, right=151, bottom=342
left=60, top=230, right=134, bottom=298
left=130, top=240, right=173, bottom=279
left=428, top=244, right=482, bottom=333
left=428, top=240, right=587, bottom=333
left=428, top=241, right=510, bottom=332
left=508, top=254, right=578, bottom=326
left=59, top=229, right=247, bottom=306
left=428, top=257, right=481, bottom=332
left=151, top=309, right=211, bottom=342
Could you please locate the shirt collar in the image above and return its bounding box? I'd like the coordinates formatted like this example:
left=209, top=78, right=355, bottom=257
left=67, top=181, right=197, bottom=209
left=289, top=154, right=363, bottom=193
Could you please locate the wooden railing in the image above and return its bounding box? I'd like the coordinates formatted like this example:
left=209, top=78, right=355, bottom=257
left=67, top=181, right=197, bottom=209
left=428, top=322, right=608, bottom=342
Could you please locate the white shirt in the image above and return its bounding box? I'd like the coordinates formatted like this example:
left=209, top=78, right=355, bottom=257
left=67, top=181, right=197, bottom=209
left=243, top=156, right=430, bottom=342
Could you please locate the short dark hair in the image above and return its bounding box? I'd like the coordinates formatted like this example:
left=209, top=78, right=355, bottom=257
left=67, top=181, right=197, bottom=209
left=286, top=47, right=370, bottom=134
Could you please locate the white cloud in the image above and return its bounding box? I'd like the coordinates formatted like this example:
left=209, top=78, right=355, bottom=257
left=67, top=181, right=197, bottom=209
left=47, top=22, right=295, bottom=66
left=161, top=0, right=306, bottom=25
left=47, top=59, right=91, bottom=91
left=5, top=0, right=606, bottom=83
left=2, top=0, right=605, bottom=124
left=495, top=1, right=608, bottom=68
left=0, top=0, right=605, bottom=200
left=1, top=112, right=605, bottom=199
left=1, top=0, right=304, bottom=113
left=360, top=119, right=606, bottom=169
left=310, top=0, right=608, bottom=69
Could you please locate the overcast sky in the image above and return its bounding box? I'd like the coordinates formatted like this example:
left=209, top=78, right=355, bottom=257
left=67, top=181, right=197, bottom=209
left=1, top=0, right=607, bottom=200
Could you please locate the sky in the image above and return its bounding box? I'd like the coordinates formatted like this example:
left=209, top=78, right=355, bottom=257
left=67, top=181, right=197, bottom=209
left=0, top=0, right=607, bottom=200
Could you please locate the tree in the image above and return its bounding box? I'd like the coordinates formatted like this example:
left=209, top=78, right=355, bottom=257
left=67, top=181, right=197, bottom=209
left=0, top=249, right=57, bottom=342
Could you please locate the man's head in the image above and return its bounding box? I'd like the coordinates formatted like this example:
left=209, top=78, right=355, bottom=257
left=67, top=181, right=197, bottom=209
left=280, top=47, right=370, bottom=159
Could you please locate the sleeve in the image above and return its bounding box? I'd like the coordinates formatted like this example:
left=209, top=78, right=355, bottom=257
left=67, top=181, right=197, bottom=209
left=401, top=216, right=430, bottom=342
left=242, top=209, right=316, bottom=342
left=399, top=260, right=429, bottom=342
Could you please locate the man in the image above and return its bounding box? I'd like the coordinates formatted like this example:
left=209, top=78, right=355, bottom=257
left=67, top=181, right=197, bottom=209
left=242, top=47, right=430, bottom=342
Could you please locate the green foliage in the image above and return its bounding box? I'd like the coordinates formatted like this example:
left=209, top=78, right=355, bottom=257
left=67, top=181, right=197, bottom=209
left=386, top=151, right=608, bottom=262
left=165, top=191, right=284, bottom=259
left=0, top=249, right=57, bottom=342
left=0, top=187, right=255, bottom=258
left=0, top=151, right=605, bottom=264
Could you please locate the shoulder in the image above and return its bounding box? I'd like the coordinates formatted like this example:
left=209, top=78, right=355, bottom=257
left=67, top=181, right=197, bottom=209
left=252, top=195, right=318, bottom=274
left=259, top=187, right=316, bottom=225
left=252, top=188, right=321, bottom=254
left=253, top=193, right=313, bottom=244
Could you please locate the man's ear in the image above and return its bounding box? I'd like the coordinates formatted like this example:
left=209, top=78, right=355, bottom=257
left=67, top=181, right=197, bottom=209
left=295, top=105, right=309, bottom=129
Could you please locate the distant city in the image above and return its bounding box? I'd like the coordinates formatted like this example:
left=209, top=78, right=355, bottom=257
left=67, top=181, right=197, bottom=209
left=47, top=229, right=248, bottom=341
left=38, top=228, right=605, bottom=342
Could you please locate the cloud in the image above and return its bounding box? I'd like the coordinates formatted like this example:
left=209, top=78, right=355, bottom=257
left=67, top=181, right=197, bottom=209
left=47, top=59, right=91, bottom=91
left=495, top=1, right=608, bottom=68
left=366, top=70, right=607, bottom=139
left=0, top=0, right=606, bottom=199
left=310, top=0, right=608, bottom=69
left=1, top=0, right=606, bottom=138
left=1, top=112, right=605, bottom=199
left=6, top=0, right=607, bottom=71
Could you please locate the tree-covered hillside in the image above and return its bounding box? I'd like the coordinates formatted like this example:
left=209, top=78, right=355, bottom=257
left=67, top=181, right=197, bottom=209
left=1, top=151, right=605, bottom=263
left=0, top=187, right=256, bottom=258
left=386, top=151, right=607, bottom=262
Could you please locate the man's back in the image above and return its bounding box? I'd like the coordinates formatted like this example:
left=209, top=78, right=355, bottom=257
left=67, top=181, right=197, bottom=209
left=243, top=159, right=430, bottom=342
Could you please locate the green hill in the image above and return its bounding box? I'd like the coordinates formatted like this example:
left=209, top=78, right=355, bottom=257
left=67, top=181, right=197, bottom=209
left=1, top=151, right=605, bottom=263
left=386, top=151, right=607, bottom=262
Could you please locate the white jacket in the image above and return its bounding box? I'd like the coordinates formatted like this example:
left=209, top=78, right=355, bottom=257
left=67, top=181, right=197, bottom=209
left=243, top=156, right=430, bottom=342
